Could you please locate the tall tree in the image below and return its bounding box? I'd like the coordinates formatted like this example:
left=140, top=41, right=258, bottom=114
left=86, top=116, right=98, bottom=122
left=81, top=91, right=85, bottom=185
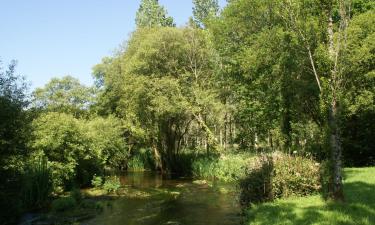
left=341, top=9, right=375, bottom=166
left=279, top=0, right=361, bottom=201
left=135, top=0, right=175, bottom=28
left=0, top=60, right=30, bottom=223
left=209, top=0, right=323, bottom=152
left=192, top=0, right=220, bottom=27
left=32, top=76, right=94, bottom=117
left=94, top=27, right=222, bottom=174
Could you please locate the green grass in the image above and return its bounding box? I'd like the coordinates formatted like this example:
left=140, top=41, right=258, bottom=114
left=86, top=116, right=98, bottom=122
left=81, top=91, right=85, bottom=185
left=246, top=167, right=375, bottom=225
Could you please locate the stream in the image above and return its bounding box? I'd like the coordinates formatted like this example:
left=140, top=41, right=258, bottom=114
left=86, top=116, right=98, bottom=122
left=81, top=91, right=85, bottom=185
left=85, top=171, right=241, bottom=225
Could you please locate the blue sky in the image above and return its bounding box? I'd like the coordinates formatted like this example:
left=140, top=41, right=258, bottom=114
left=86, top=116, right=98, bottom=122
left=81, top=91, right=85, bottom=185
left=0, top=0, right=227, bottom=90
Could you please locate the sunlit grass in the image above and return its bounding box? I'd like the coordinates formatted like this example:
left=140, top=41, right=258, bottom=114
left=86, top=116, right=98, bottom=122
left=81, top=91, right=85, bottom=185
left=246, top=167, right=375, bottom=225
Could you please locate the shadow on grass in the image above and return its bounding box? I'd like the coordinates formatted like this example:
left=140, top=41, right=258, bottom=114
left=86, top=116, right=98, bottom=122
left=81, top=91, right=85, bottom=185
left=246, top=182, right=375, bottom=225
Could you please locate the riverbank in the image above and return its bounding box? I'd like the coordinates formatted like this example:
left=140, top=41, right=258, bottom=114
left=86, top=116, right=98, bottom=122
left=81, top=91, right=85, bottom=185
left=245, top=167, right=375, bottom=225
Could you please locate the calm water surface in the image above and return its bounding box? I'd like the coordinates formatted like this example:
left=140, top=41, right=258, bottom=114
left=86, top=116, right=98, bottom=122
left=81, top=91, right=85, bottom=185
left=86, top=172, right=241, bottom=225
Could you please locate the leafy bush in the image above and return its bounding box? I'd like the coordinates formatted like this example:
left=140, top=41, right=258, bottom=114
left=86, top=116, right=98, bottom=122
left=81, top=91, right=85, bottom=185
left=51, top=197, right=77, bottom=212
left=272, top=153, right=321, bottom=198
left=22, top=157, right=53, bottom=209
left=239, top=152, right=321, bottom=207
left=91, top=175, right=103, bottom=188
left=239, top=155, right=274, bottom=206
left=31, top=113, right=128, bottom=191
left=103, top=176, right=121, bottom=193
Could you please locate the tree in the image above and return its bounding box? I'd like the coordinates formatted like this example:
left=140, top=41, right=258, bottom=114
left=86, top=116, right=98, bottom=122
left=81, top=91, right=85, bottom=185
left=340, top=9, right=375, bottom=166
left=85, top=116, right=129, bottom=171
left=209, top=0, right=324, bottom=153
left=32, top=76, right=94, bottom=117
left=0, top=60, right=29, bottom=168
left=279, top=0, right=355, bottom=201
left=94, top=27, right=222, bottom=174
left=0, top=60, right=30, bottom=223
left=135, top=0, right=175, bottom=28
left=31, top=112, right=128, bottom=189
left=192, top=0, right=220, bottom=28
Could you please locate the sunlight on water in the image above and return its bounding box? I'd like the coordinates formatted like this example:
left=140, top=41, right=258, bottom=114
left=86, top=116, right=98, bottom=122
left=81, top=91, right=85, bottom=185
left=86, top=172, right=241, bottom=225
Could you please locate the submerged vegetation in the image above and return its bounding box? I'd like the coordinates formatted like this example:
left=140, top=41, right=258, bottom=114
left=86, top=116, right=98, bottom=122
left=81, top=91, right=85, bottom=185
left=1, top=0, right=374, bottom=224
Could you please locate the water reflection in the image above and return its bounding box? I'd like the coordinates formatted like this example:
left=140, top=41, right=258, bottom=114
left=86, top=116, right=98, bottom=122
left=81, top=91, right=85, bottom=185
left=86, top=172, right=241, bottom=225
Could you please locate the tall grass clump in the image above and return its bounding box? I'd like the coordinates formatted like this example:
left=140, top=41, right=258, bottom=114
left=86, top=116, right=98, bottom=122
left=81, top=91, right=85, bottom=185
left=127, top=155, right=145, bottom=171
left=127, top=148, right=155, bottom=171
left=239, top=152, right=321, bottom=207
left=22, top=157, right=53, bottom=209
left=192, top=153, right=253, bottom=182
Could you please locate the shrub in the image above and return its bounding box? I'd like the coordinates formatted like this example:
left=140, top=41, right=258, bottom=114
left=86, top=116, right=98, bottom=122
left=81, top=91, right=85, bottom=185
left=91, top=175, right=103, bottom=188
left=51, top=197, right=76, bottom=212
left=272, top=153, right=321, bottom=198
left=103, top=176, right=121, bottom=194
left=239, top=152, right=321, bottom=207
left=239, top=155, right=274, bottom=206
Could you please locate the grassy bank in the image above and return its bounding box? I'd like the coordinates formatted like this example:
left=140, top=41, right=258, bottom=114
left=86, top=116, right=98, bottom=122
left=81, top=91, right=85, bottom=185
left=245, top=167, right=375, bottom=225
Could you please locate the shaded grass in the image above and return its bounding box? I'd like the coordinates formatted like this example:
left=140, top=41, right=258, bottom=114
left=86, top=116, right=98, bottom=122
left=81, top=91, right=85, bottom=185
left=246, top=167, right=375, bottom=225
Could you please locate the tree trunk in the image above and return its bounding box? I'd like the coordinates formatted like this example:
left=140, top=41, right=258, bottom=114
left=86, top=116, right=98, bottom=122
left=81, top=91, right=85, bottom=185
left=329, top=97, right=345, bottom=201
left=193, top=112, right=219, bottom=151
left=152, top=142, right=163, bottom=173
left=327, top=7, right=344, bottom=201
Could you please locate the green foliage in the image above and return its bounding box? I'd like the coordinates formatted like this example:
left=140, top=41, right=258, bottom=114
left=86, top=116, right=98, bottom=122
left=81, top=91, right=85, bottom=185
left=209, top=0, right=324, bottom=152
left=1, top=2, right=373, bottom=223
left=240, top=153, right=321, bottom=206
left=135, top=0, right=175, bottom=28
left=31, top=112, right=86, bottom=189
left=192, top=153, right=252, bottom=182
left=103, top=176, right=121, bottom=194
left=127, top=155, right=145, bottom=171
left=0, top=60, right=30, bottom=224
left=91, top=175, right=103, bottom=188
left=0, top=61, right=29, bottom=163
left=245, top=167, right=375, bottom=225
left=271, top=154, right=321, bottom=198
left=85, top=116, right=129, bottom=170
left=192, top=0, right=219, bottom=27
left=31, top=112, right=128, bottom=190
left=95, top=27, right=222, bottom=174
left=239, top=155, right=274, bottom=205
left=51, top=196, right=77, bottom=212
left=340, top=9, right=375, bottom=166
left=32, top=76, right=94, bottom=117
left=22, top=157, right=53, bottom=209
